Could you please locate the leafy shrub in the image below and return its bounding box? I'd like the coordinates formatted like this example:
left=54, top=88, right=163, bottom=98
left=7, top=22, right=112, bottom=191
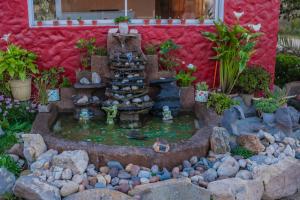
left=275, top=53, right=300, bottom=87
left=0, top=154, right=21, bottom=176
left=0, top=134, right=18, bottom=154
left=159, top=40, right=181, bottom=70
left=196, top=82, right=209, bottom=91
left=60, top=77, right=72, bottom=88
left=231, top=146, right=255, bottom=159
left=207, top=93, right=239, bottom=115
left=255, top=98, right=279, bottom=113
left=236, top=66, right=271, bottom=94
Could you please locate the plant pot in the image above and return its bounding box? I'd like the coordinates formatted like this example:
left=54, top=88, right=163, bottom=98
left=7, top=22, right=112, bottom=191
left=38, top=104, right=51, bottom=113
left=179, top=86, right=195, bottom=110
left=181, top=19, right=186, bottom=24
left=241, top=94, right=254, bottom=107
left=168, top=19, right=173, bottom=25
left=92, top=20, right=97, bottom=25
left=9, top=78, right=32, bottom=101
left=78, top=20, right=84, bottom=26
left=156, top=19, right=161, bottom=25
left=53, top=20, right=59, bottom=26
left=60, top=87, right=75, bottom=100
left=91, top=55, right=110, bottom=83
left=67, top=20, right=72, bottom=26
left=144, top=19, right=150, bottom=25
left=262, top=112, right=275, bottom=124
left=118, top=22, right=129, bottom=34
left=158, top=70, right=176, bottom=79
left=195, top=90, right=209, bottom=103
left=37, top=21, right=43, bottom=26
left=47, top=89, right=60, bottom=102
left=145, top=55, right=159, bottom=83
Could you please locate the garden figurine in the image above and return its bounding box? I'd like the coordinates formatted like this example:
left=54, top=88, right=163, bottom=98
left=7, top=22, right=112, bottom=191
left=162, top=106, right=173, bottom=121
left=102, top=105, right=118, bottom=125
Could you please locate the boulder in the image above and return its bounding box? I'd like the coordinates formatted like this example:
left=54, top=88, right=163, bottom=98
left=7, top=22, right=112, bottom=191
left=129, top=178, right=211, bottom=200
left=217, top=156, right=240, bottom=177
left=60, top=181, right=79, bottom=197
left=237, top=135, right=265, bottom=154
left=22, top=134, right=47, bottom=163
left=64, top=189, right=132, bottom=200
left=0, top=168, right=16, bottom=196
left=252, top=158, right=300, bottom=199
left=13, top=176, right=61, bottom=200
left=31, top=149, right=58, bottom=171
left=235, top=170, right=252, bottom=180
left=275, top=107, right=299, bottom=134
left=207, top=178, right=263, bottom=200
left=52, top=150, right=89, bottom=174
left=210, top=127, right=231, bottom=154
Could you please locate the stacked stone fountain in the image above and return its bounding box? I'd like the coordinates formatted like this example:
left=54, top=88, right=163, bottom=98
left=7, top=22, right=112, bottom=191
left=104, top=33, right=153, bottom=128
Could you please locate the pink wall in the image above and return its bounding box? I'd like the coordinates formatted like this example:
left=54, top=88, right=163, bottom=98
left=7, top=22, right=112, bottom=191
left=0, top=0, right=280, bottom=87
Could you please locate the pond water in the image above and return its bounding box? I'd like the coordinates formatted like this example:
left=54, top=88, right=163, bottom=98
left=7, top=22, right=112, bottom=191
left=52, top=114, right=197, bottom=147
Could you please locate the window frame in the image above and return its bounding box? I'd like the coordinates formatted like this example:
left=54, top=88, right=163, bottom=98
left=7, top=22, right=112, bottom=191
left=28, top=0, right=224, bottom=27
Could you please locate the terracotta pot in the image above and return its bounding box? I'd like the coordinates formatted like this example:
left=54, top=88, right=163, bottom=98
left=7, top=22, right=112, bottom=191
left=180, top=86, right=195, bottom=110
left=92, top=20, right=97, bottom=25
left=241, top=94, right=254, bottom=107
left=144, top=19, right=150, bottom=25
left=53, top=20, right=59, bottom=26
left=67, top=20, right=72, bottom=26
left=37, top=21, right=43, bottom=26
left=168, top=19, right=173, bottom=25
left=156, top=19, right=161, bottom=25
left=181, top=19, right=186, bottom=24
left=158, top=70, right=176, bottom=79
left=38, top=104, right=51, bottom=113
left=145, top=55, right=159, bottom=83
left=78, top=20, right=84, bottom=26
left=91, top=55, right=110, bottom=83
left=9, top=78, right=32, bottom=101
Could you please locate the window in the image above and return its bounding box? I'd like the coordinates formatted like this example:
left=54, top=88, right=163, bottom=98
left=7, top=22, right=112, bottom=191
left=28, top=0, right=224, bottom=26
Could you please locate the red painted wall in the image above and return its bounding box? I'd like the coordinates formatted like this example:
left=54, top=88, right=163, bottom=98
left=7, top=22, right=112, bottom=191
left=0, top=0, right=280, bottom=86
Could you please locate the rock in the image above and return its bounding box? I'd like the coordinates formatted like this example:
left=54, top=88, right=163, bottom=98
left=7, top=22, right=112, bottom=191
left=72, top=174, right=85, bottom=184
left=128, top=165, right=140, bottom=177
left=138, top=170, right=151, bottom=179
left=96, top=174, right=107, bottom=186
left=140, top=177, right=150, bottom=184
left=52, top=180, right=68, bottom=189
left=235, top=170, right=252, bottom=180
left=284, top=145, right=296, bottom=157
left=100, top=166, right=109, bottom=174
left=237, top=135, right=265, bottom=154
left=232, top=117, right=264, bottom=136
left=217, top=156, right=240, bottom=177
left=53, top=166, right=64, bottom=180
left=283, top=137, right=296, bottom=146
left=260, top=130, right=275, bottom=144
left=172, top=167, right=180, bottom=178
left=107, top=161, right=123, bottom=170
left=203, top=168, right=218, bottom=182
left=76, top=96, right=89, bottom=104
left=208, top=178, right=263, bottom=200
left=64, top=189, right=132, bottom=200
left=275, top=107, right=299, bottom=133
left=149, top=176, right=160, bottom=183
left=95, top=182, right=106, bottom=189
left=91, top=72, right=101, bottom=84
left=118, top=170, right=131, bottom=179
left=79, top=77, right=90, bottom=85
left=253, top=158, right=300, bottom=199
left=210, top=127, right=231, bottom=154
left=249, top=155, right=268, bottom=165
left=221, top=106, right=246, bottom=134
left=125, top=163, right=133, bottom=172
left=183, top=160, right=191, bottom=168
left=190, top=156, right=198, bottom=165
left=111, top=177, right=120, bottom=186
left=238, top=159, right=247, bottom=168
left=129, top=178, right=210, bottom=200
left=296, top=151, right=300, bottom=160
left=31, top=149, right=58, bottom=171
left=8, top=154, right=19, bottom=162
left=7, top=143, right=24, bottom=158
left=118, top=183, right=130, bottom=193
left=265, top=145, right=276, bottom=156
left=151, top=165, right=159, bottom=174
left=22, top=134, right=47, bottom=163
left=104, top=174, right=111, bottom=184
left=109, top=168, right=119, bottom=178
left=62, top=168, right=73, bottom=180
left=52, top=150, right=89, bottom=174
left=60, top=181, right=79, bottom=197
left=13, top=176, right=61, bottom=200
left=158, top=168, right=171, bottom=181
left=0, top=168, right=15, bottom=195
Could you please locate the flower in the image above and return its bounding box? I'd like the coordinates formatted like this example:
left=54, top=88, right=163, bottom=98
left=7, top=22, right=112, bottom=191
left=248, top=24, right=262, bottom=32
left=0, top=95, right=4, bottom=101
left=234, top=11, right=244, bottom=20
left=187, top=64, right=195, bottom=70
left=1, top=33, right=11, bottom=42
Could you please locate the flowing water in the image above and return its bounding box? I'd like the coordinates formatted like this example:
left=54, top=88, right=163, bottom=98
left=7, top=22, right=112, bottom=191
left=52, top=114, right=197, bottom=147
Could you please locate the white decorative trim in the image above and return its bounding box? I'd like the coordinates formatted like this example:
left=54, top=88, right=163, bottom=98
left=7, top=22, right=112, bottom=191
left=27, top=0, right=34, bottom=27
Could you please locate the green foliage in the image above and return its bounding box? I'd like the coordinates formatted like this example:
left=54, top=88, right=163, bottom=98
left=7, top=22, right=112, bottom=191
left=231, top=146, right=255, bottom=159
left=236, top=66, right=271, bottom=94
left=144, top=44, right=158, bottom=55
left=159, top=40, right=181, bottom=70
left=267, top=87, right=288, bottom=107
left=0, top=44, right=38, bottom=81
left=280, top=0, right=300, bottom=21
left=176, top=70, right=197, bottom=87
left=0, top=74, right=11, bottom=96
left=94, top=47, right=107, bottom=56
left=2, top=192, right=20, bottom=200
left=196, top=82, right=209, bottom=91
left=201, top=21, right=262, bottom=94
left=114, top=16, right=130, bottom=24
left=0, top=154, right=21, bottom=176
left=278, top=35, right=300, bottom=56
left=60, top=77, right=72, bottom=88
left=275, top=53, right=300, bottom=87
left=77, top=16, right=82, bottom=21
left=0, top=134, right=18, bottom=154
left=255, top=98, right=279, bottom=113
left=207, top=92, right=239, bottom=115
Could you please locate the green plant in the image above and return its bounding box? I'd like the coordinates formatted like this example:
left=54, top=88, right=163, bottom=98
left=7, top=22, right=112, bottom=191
left=144, top=44, right=158, bottom=55
left=275, top=53, right=300, bottom=87
left=0, top=134, right=18, bottom=154
left=114, top=16, right=130, bottom=24
left=236, top=66, right=271, bottom=94
left=159, top=39, right=181, bottom=70
left=201, top=21, right=262, bottom=94
left=155, top=16, right=161, bottom=19
left=268, top=87, right=288, bottom=106
left=77, top=16, right=82, bottom=21
left=94, top=47, right=107, bottom=56
left=231, top=146, right=255, bottom=159
left=207, top=92, right=239, bottom=115
left=0, top=44, right=38, bottom=80
left=196, top=82, right=209, bottom=91
left=280, top=0, right=300, bottom=21
left=0, top=154, right=21, bottom=176
left=255, top=98, right=279, bottom=113
left=0, top=74, right=11, bottom=96
left=76, top=38, right=99, bottom=68
left=176, top=64, right=197, bottom=87
left=67, top=16, right=71, bottom=20
left=34, top=76, right=48, bottom=105
left=60, top=77, right=72, bottom=88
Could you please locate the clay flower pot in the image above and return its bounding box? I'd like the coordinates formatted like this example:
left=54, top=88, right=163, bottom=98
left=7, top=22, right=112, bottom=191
left=78, top=20, right=84, bottom=26
left=92, top=20, right=97, bottom=25
left=168, top=19, right=173, bottom=25
left=53, top=20, right=59, bottom=26
left=9, top=78, right=32, bottom=101
left=156, top=19, right=161, bottom=25
left=67, top=20, right=72, bottom=26
left=37, top=21, right=43, bottom=26
left=144, top=19, right=150, bottom=25
left=180, top=86, right=195, bottom=110
left=181, top=19, right=186, bottom=25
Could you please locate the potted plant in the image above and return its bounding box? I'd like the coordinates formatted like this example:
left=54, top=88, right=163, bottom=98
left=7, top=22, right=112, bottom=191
left=34, top=74, right=51, bottom=113
left=144, top=19, right=150, bottom=25
left=92, top=20, right=97, bottom=26
left=158, top=39, right=180, bottom=78
left=53, top=18, right=59, bottom=26
left=195, top=82, right=209, bottom=102
left=201, top=21, right=262, bottom=94
left=76, top=38, right=98, bottom=69
left=207, top=92, right=239, bottom=115
left=255, top=98, right=279, bottom=124
left=77, top=16, right=84, bottom=26
left=236, top=66, right=271, bottom=106
left=0, top=44, right=38, bottom=101
left=168, top=17, right=173, bottom=25
left=144, top=44, right=159, bottom=82
left=67, top=17, right=72, bottom=26
left=176, top=64, right=197, bottom=109
left=46, top=67, right=64, bottom=102
left=155, top=16, right=161, bottom=25
left=114, top=16, right=130, bottom=34
left=181, top=18, right=186, bottom=25
left=91, top=46, right=110, bottom=82
left=60, top=76, right=74, bottom=100
left=37, top=17, right=43, bottom=26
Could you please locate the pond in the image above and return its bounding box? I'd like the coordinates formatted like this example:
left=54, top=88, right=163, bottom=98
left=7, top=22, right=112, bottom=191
left=52, top=113, right=197, bottom=147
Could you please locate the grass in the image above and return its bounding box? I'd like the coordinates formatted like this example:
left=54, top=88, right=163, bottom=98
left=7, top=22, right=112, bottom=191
left=0, top=154, right=21, bottom=176
left=231, top=146, right=255, bottom=159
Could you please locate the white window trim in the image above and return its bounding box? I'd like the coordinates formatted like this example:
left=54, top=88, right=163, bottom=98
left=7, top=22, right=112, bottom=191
left=28, top=0, right=224, bottom=27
